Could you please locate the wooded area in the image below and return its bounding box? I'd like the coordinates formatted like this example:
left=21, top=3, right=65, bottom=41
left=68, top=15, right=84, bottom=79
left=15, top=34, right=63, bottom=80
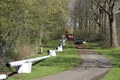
left=0, top=0, right=70, bottom=63
left=0, top=0, right=120, bottom=66
left=70, top=0, right=120, bottom=48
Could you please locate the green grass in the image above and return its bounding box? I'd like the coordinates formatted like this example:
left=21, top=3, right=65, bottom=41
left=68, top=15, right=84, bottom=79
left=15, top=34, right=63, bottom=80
left=84, top=42, right=102, bottom=49
left=86, top=42, right=120, bottom=80
left=7, top=41, right=81, bottom=80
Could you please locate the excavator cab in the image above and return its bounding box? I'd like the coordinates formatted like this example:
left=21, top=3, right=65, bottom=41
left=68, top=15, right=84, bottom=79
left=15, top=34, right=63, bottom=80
left=65, top=31, right=74, bottom=40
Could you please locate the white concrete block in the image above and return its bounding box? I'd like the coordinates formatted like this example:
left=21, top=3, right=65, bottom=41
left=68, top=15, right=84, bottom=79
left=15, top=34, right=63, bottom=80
left=18, top=62, right=32, bottom=73
left=49, top=50, right=56, bottom=56
left=0, top=74, right=7, bottom=80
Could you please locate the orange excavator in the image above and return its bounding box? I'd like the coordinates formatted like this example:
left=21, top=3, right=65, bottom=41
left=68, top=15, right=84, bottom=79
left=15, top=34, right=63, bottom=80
left=65, top=31, right=74, bottom=40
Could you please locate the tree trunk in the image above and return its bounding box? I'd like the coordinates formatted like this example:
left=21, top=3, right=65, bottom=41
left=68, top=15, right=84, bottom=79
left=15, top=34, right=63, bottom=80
left=109, top=14, right=119, bottom=48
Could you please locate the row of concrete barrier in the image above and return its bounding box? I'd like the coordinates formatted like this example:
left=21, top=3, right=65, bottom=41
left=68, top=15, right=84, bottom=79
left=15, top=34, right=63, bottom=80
left=0, top=39, right=66, bottom=80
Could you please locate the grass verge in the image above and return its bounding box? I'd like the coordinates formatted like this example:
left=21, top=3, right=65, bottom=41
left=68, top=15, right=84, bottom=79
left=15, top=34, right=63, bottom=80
left=7, top=41, right=81, bottom=80
left=85, top=42, right=120, bottom=80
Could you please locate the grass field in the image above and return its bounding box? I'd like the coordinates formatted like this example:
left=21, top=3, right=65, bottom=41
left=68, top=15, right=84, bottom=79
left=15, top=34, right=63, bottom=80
left=86, top=43, right=120, bottom=80
left=7, top=41, right=81, bottom=80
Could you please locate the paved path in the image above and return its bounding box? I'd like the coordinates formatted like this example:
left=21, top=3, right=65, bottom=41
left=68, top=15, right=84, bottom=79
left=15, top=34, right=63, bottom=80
left=35, top=47, right=112, bottom=80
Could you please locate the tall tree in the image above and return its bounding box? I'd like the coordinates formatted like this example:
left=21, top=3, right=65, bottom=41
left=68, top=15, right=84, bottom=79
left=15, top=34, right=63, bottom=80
left=91, top=0, right=119, bottom=48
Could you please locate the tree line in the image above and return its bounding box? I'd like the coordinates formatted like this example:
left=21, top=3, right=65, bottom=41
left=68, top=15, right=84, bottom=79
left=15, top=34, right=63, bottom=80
left=70, top=0, right=120, bottom=48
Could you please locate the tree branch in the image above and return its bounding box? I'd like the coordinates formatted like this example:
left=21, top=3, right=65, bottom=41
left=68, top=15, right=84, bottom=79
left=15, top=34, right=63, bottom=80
left=90, top=0, right=111, bottom=15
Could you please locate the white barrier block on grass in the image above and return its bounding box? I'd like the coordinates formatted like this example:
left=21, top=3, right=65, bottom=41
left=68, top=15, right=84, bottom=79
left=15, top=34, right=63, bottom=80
left=57, top=47, right=63, bottom=52
left=0, top=74, right=7, bottom=80
left=49, top=50, right=56, bottom=56
left=18, top=62, right=32, bottom=73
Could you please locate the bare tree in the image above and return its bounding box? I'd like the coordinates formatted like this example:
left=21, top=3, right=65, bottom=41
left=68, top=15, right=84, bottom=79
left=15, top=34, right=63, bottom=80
left=91, top=0, right=119, bottom=48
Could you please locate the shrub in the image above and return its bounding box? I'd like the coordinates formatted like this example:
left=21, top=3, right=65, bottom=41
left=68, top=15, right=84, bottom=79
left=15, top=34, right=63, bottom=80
left=13, top=44, right=34, bottom=60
